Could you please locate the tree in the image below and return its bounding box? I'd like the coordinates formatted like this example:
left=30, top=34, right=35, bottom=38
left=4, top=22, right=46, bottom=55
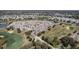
left=73, top=30, right=77, bottom=33
left=27, top=36, right=32, bottom=41
left=59, top=23, right=63, bottom=25
left=25, top=30, right=32, bottom=35
left=17, top=28, right=21, bottom=33
left=52, top=25, right=56, bottom=28
left=48, top=26, right=51, bottom=31
left=60, top=36, right=76, bottom=48
left=42, top=36, right=45, bottom=40
left=6, top=26, right=14, bottom=30
left=67, top=20, right=71, bottom=23
left=9, top=26, right=14, bottom=30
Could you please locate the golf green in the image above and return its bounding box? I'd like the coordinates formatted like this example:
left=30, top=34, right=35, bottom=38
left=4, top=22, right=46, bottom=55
left=0, top=32, right=23, bottom=49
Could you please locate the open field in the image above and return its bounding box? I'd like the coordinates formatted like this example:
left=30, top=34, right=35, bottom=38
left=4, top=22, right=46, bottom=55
left=41, top=23, right=79, bottom=48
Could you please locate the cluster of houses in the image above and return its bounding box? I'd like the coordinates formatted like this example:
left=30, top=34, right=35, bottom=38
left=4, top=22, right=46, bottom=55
left=52, top=17, right=79, bottom=25
left=7, top=21, right=54, bottom=36
left=7, top=16, right=79, bottom=36
left=0, top=15, right=38, bottom=20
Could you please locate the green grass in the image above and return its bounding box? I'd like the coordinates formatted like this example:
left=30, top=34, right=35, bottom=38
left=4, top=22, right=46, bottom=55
left=0, top=32, right=23, bottom=49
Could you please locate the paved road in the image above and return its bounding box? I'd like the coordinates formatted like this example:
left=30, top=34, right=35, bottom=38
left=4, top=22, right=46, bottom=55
left=34, top=36, right=54, bottom=48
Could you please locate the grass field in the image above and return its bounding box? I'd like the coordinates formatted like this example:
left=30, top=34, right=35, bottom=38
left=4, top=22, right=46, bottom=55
left=42, top=23, right=79, bottom=48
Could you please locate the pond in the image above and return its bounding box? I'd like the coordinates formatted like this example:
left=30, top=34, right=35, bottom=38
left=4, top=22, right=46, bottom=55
left=0, top=23, right=7, bottom=28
